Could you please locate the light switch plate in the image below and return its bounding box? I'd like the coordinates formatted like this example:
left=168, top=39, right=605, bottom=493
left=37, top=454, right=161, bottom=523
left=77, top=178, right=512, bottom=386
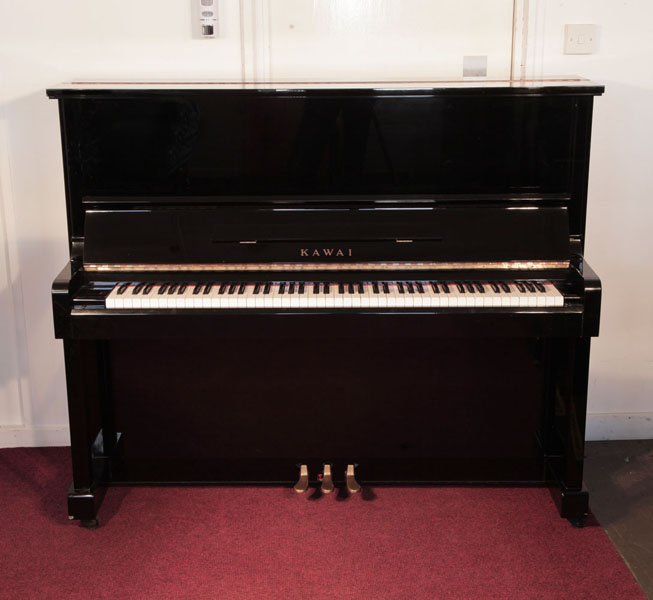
left=564, top=24, right=598, bottom=55
left=192, top=0, right=218, bottom=38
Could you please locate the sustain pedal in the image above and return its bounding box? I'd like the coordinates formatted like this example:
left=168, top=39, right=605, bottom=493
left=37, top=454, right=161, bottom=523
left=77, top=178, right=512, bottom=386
left=293, top=464, right=309, bottom=493
left=345, top=464, right=361, bottom=494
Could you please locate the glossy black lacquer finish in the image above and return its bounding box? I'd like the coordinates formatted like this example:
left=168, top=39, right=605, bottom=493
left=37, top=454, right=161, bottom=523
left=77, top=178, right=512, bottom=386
left=48, top=81, right=603, bottom=526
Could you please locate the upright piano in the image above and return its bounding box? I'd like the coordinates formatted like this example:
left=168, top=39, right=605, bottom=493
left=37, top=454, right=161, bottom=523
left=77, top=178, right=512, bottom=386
left=48, top=79, right=604, bottom=527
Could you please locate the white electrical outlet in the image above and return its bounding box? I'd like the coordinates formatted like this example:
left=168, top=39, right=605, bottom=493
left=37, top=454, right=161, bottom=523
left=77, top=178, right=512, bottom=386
left=564, top=24, right=598, bottom=55
left=194, top=0, right=217, bottom=38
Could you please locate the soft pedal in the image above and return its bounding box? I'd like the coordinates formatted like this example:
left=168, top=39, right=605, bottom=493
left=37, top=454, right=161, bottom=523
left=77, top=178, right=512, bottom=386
left=294, top=464, right=309, bottom=493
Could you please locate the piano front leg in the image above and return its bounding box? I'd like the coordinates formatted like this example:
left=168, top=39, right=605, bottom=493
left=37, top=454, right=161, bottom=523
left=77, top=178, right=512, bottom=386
left=63, top=339, right=115, bottom=528
left=546, top=337, right=592, bottom=526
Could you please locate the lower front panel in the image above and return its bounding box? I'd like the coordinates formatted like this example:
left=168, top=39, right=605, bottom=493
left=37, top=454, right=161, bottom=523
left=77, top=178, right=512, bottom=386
left=102, top=336, right=550, bottom=484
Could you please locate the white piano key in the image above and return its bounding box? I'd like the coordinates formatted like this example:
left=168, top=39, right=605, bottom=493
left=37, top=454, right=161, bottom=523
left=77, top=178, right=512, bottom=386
left=179, top=286, right=196, bottom=308
left=316, top=285, right=327, bottom=308
left=243, top=284, right=257, bottom=308
left=342, top=286, right=354, bottom=308
left=334, top=285, right=345, bottom=308
left=106, top=285, right=121, bottom=309
left=374, top=285, right=383, bottom=308
left=544, top=283, right=564, bottom=307
left=479, top=284, right=494, bottom=307
left=288, top=284, right=301, bottom=308
left=412, top=284, right=424, bottom=308
left=535, top=283, right=547, bottom=307
left=325, top=286, right=336, bottom=308
left=351, top=286, right=363, bottom=308
left=209, top=285, right=224, bottom=308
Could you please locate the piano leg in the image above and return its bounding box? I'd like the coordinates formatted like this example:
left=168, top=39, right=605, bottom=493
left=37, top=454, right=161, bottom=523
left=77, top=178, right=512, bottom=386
left=546, top=337, right=592, bottom=525
left=63, top=339, right=113, bottom=527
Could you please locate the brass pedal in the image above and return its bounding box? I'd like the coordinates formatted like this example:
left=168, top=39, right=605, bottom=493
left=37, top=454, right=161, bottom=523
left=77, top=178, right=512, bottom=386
left=320, top=464, right=334, bottom=494
left=293, top=464, right=309, bottom=493
left=345, top=463, right=361, bottom=494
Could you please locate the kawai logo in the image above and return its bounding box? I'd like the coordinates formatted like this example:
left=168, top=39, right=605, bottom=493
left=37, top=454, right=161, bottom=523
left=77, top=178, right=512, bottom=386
left=300, top=248, right=353, bottom=258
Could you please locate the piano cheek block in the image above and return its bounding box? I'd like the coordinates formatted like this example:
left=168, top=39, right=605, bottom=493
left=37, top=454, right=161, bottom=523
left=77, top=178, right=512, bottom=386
left=48, top=79, right=603, bottom=526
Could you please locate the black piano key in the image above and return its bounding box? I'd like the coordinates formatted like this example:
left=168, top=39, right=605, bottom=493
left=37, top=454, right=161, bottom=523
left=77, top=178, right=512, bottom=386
left=167, top=284, right=178, bottom=295
left=324, top=283, right=330, bottom=294
left=289, top=283, right=295, bottom=294
left=416, top=282, right=424, bottom=293
left=313, top=283, right=320, bottom=294
left=143, top=284, right=154, bottom=295
left=254, top=283, right=261, bottom=294
left=178, top=284, right=187, bottom=294
left=499, top=281, right=510, bottom=293
left=358, top=283, right=364, bottom=294
left=373, top=283, right=379, bottom=294
left=430, top=282, right=439, bottom=293
left=465, top=282, right=475, bottom=293
left=490, top=282, right=500, bottom=293
left=348, top=283, right=354, bottom=294
left=442, top=283, right=450, bottom=294
left=456, top=282, right=465, bottom=293
left=133, top=283, right=144, bottom=295
left=338, top=283, right=345, bottom=294
left=228, top=283, right=237, bottom=295
left=193, top=283, right=202, bottom=295
left=238, top=283, right=246, bottom=294
left=279, top=283, right=285, bottom=294
left=264, top=283, right=271, bottom=295
left=158, top=284, right=168, bottom=295
left=524, top=281, right=536, bottom=293
left=515, top=282, right=526, bottom=293
left=382, top=282, right=390, bottom=294
left=299, top=283, right=305, bottom=294
left=218, top=283, right=227, bottom=295
left=398, top=282, right=404, bottom=294
left=475, top=282, right=484, bottom=294
left=406, top=282, right=414, bottom=294
left=118, top=283, right=129, bottom=295
left=534, top=281, right=546, bottom=293
left=203, top=284, right=212, bottom=295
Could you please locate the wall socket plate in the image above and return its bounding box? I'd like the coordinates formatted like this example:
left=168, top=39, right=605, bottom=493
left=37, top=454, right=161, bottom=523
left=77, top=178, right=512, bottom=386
left=564, top=24, right=598, bottom=55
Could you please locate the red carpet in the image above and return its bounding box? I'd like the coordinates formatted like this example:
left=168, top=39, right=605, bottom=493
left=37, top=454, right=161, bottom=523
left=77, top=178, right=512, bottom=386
left=0, top=448, right=643, bottom=600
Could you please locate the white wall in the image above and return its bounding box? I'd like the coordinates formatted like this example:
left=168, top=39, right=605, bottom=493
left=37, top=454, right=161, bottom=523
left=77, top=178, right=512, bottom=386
left=0, top=0, right=243, bottom=446
left=527, top=0, right=653, bottom=439
left=0, top=0, right=651, bottom=446
left=267, top=0, right=513, bottom=80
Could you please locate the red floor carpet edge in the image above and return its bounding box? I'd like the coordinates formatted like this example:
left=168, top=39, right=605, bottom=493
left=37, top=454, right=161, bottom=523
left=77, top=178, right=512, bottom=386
left=0, top=447, right=644, bottom=600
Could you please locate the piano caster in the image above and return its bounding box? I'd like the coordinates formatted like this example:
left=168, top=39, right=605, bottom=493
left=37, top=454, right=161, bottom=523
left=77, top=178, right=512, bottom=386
left=320, top=464, right=334, bottom=494
left=345, top=464, right=361, bottom=494
left=80, top=518, right=100, bottom=529
left=293, top=464, right=310, bottom=494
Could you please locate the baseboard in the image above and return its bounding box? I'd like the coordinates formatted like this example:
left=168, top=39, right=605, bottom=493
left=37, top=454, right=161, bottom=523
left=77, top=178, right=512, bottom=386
left=1, top=414, right=650, bottom=449
left=586, top=413, right=653, bottom=441
left=0, top=426, right=70, bottom=448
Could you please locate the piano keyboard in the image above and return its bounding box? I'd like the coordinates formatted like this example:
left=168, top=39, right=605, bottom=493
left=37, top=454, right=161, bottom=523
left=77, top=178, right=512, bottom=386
left=105, top=281, right=564, bottom=309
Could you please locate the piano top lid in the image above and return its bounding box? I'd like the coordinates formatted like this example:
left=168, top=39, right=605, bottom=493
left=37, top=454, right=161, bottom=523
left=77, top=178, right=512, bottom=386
left=46, top=76, right=605, bottom=98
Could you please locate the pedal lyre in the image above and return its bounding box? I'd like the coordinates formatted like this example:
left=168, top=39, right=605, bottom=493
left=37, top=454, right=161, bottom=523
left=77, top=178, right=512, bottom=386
left=321, top=464, right=334, bottom=494
left=345, top=464, right=361, bottom=494
left=294, top=464, right=309, bottom=493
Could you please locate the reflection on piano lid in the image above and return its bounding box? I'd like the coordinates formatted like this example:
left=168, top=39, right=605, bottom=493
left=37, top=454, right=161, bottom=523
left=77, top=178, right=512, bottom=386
left=87, top=261, right=570, bottom=272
